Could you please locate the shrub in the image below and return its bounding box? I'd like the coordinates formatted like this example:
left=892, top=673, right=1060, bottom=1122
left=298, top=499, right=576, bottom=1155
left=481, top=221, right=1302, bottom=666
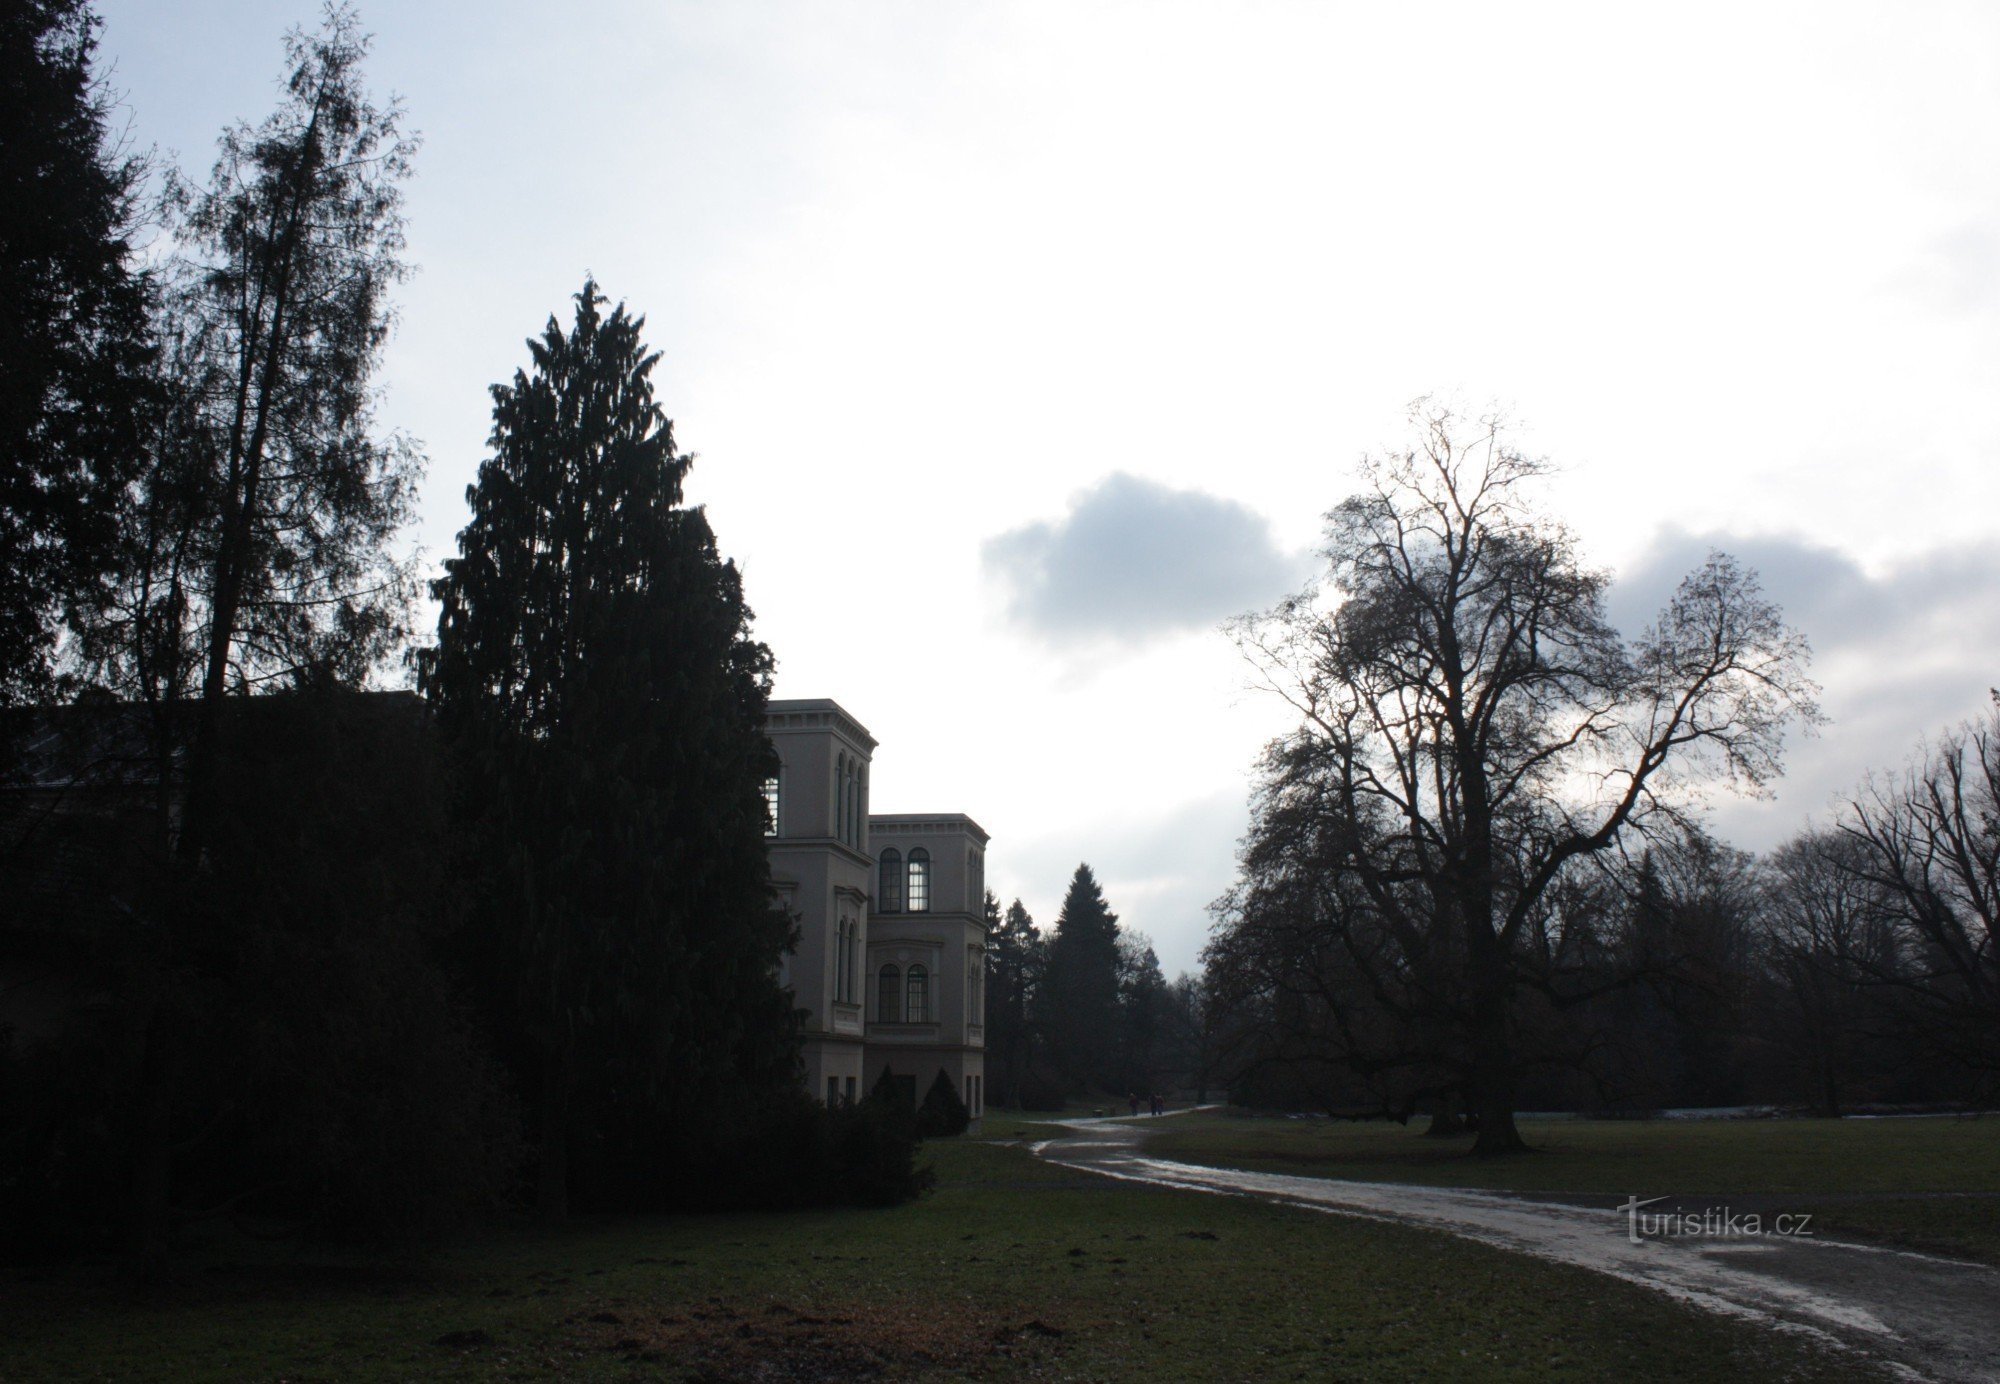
left=917, top=1069, right=970, bottom=1138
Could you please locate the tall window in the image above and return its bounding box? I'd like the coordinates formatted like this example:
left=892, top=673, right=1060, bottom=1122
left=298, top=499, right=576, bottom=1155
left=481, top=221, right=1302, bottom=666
left=907, top=848, right=930, bottom=912
left=762, top=774, right=780, bottom=836
left=835, top=918, right=850, bottom=1002
left=879, top=848, right=902, bottom=912
left=835, top=753, right=848, bottom=842
left=878, top=963, right=902, bottom=1023
left=906, top=964, right=929, bottom=1023
left=846, top=761, right=859, bottom=846
left=968, top=948, right=984, bottom=1025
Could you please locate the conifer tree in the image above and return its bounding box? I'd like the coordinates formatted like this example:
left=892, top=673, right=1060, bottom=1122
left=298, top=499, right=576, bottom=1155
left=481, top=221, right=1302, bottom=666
left=984, top=893, right=1043, bottom=1106
left=0, top=0, right=154, bottom=711
left=422, top=281, right=794, bottom=1219
left=1043, top=864, right=1124, bottom=1093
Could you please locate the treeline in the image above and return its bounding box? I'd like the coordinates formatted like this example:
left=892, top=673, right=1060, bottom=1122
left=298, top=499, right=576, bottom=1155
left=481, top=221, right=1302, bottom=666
left=0, top=3, right=922, bottom=1263
left=983, top=865, right=1209, bottom=1109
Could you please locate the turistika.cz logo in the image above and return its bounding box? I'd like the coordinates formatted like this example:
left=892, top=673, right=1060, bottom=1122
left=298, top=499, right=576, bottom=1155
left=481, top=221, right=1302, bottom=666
left=1619, top=1196, right=1815, bottom=1246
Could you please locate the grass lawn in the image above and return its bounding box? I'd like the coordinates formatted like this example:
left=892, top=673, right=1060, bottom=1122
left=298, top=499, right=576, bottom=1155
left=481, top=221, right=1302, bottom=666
left=1143, top=1112, right=2000, bottom=1265
left=1, top=1139, right=1881, bottom=1381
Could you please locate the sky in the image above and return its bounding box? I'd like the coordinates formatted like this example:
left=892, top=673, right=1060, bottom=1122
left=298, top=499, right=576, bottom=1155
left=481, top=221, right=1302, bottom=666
left=93, top=1, right=2000, bottom=975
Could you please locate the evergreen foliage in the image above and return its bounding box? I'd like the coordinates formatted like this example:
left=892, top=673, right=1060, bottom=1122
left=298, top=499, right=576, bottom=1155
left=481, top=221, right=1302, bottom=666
left=1043, top=864, right=1124, bottom=1094
left=0, top=0, right=155, bottom=710
left=421, top=280, right=796, bottom=1218
left=917, top=1068, right=971, bottom=1138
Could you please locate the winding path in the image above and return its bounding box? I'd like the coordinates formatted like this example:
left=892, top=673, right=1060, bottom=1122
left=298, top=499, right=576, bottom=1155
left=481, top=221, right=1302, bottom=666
left=1032, top=1117, right=2000, bottom=1383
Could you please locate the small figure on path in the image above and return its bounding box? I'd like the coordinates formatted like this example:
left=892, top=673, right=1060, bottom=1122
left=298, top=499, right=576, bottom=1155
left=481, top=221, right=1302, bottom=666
left=1128, top=1093, right=1140, bottom=1117
left=1150, top=1093, right=1164, bottom=1116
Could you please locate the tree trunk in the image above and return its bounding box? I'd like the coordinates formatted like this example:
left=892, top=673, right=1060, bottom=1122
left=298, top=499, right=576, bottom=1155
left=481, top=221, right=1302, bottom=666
left=536, top=1039, right=570, bottom=1224
left=1469, top=976, right=1529, bottom=1156
left=128, top=1013, right=177, bottom=1279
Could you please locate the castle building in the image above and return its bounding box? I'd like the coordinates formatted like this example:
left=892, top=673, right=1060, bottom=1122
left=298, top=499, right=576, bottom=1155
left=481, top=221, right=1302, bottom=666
left=765, top=699, right=987, bottom=1123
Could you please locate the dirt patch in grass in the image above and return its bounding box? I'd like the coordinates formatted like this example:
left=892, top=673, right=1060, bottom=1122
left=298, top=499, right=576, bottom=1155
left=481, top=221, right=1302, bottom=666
left=565, top=1296, right=1061, bottom=1380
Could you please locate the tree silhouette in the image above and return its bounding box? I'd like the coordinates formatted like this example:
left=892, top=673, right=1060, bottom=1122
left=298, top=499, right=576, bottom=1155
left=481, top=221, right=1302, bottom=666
left=423, top=280, right=793, bottom=1218
left=1043, top=863, right=1124, bottom=1093
left=1223, top=401, right=1818, bottom=1153
left=77, top=4, right=421, bottom=863
left=0, top=0, right=154, bottom=711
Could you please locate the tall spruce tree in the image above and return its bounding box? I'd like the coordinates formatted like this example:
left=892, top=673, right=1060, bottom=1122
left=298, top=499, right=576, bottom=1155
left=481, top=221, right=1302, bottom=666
left=0, top=0, right=154, bottom=711
left=1044, top=864, right=1124, bottom=1094
left=422, top=280, right=795, bottom=1220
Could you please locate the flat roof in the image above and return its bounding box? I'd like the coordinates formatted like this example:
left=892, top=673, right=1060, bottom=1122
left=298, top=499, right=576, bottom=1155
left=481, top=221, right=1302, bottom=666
left=868, top=812, right=990, bottom=845
left=765, top=697, right=876, bottom=751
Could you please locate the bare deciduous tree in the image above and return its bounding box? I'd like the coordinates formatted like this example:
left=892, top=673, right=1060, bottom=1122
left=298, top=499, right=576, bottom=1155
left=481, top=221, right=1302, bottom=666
left=1219, top=400, right=1819, bottom=1153
left=1827, top=701, right=2000, bottom=1089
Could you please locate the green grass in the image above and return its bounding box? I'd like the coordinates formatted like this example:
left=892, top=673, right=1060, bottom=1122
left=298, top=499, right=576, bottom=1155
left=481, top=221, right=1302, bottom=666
left=1144, top=1112, right=2000, bottom=1264
left=1, top=1140, right=1881, bottom=1381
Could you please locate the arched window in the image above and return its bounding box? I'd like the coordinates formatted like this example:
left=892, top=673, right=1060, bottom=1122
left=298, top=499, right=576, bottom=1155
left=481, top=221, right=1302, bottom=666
left=907, top=848, right=930, bottom=912
left=968, top=948, right=984, bottom=1025
left=878, top=964, right=902, bottom=1023
left=856, top=767, right=867, bottom=848
left=905, top=964, right=929, bottom=1023
left=879, top=848, right=902, bottom=912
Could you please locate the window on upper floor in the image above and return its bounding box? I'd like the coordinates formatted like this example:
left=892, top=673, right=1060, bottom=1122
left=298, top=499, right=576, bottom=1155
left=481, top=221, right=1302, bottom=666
left=905, top=964, right=929, bottom=1023
left=907, top=848, right=930, bottom=912
left=878, top=963, right=902, bottom=1023
left=846, top=761, right=859, bottom=847
left=968, top=947, right=984, bottom=1025
left=762, top=774, right=780, bottom=836
left=878, top=848, right=902, bottom=912
left=834, top=753, right=848, bottom=842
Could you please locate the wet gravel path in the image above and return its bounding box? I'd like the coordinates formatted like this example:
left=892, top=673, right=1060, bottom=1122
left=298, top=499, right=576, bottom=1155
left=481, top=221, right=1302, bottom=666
left=1033, top=1118, right=2000, bottom=1382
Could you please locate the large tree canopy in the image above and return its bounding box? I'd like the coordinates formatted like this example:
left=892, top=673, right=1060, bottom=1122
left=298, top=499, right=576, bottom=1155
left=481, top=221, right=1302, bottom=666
left=1216, top=402, right=1819, bottom=1152
left=422, top=280, right=793, bottom=1218
left=72, top=4, right=421, bottom=866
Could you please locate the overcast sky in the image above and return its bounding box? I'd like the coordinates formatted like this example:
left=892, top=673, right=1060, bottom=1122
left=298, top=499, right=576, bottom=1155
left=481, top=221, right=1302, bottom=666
left=95, top=1, right=2000, bottom=974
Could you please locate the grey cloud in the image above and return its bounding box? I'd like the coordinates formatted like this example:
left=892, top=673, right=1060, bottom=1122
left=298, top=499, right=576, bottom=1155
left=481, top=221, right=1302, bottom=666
left=1610, top=529, right=2000, bottom=849
left=983, top=473, right=1304, bottom=646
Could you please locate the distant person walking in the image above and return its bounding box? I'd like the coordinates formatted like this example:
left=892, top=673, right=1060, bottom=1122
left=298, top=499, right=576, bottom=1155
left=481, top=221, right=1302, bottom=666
left=1150, top=1093, right=1163, bottom=1116
left=1128, top=1093, right=1139, bottom=1117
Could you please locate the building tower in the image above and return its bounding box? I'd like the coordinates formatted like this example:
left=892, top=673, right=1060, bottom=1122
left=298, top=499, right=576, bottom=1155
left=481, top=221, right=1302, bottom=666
left=765, top=698, right=874, bottom=1106
left=866, top=813, right=989, bottom=1124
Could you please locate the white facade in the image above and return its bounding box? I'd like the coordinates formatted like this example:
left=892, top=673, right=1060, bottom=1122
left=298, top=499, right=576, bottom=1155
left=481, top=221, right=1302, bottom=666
left=765, top=699, right=987, bottom=1124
